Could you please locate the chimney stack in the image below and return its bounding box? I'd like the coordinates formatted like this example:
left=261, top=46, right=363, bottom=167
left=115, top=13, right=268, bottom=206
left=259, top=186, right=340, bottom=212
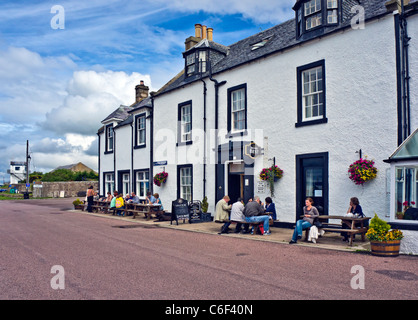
left=135, top=80, right=149, bottom=103
left=185, top=24, right=213, bottom=50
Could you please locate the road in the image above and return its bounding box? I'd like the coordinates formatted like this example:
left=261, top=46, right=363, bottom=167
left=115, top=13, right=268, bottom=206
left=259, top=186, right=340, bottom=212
left=0, top=198, right=417, bottom=303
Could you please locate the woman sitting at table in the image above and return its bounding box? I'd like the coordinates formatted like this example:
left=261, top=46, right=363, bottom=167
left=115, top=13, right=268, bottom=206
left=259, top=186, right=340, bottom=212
left=105, top=191, right=113, bottom=202
left=342, top=197, right=364, bottom=242
left=153, top=193, right=164, bottom=210
left=265, top=197, right=277, bottom=221
left=289, top=197, right=319, bottom=244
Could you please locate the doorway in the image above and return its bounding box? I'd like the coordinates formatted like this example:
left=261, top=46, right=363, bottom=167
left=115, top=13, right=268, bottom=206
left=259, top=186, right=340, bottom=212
left=296, top=152, right=328, bottom=219
left=228, top=162, right=244, bottom=204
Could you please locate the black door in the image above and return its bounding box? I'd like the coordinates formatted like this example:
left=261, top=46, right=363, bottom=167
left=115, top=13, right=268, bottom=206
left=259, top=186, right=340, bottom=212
left=228, top=174, right=241, bottom=204
left=296, top=153, right=328, bottom=220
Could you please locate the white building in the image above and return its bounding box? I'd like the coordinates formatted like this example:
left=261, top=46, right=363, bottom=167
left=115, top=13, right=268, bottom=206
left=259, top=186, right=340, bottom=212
left=8, top=161, right=27, bottom=184
left=99, top=0, right=418, bottom=253
left=98, top=81, right=153, bottom=200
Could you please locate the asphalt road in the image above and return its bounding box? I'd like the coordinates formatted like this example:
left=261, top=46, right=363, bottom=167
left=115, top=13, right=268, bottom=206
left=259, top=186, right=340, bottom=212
left=0, top=198, right=417, bottom=302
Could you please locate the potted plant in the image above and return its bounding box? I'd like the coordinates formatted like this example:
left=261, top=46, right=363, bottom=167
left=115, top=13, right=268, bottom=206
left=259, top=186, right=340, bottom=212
left=200, top=196, right=212, bottom=222
left=366, top=213, right=403, bottom=257
left=154, top=171, right=168, bottom=187
left=348, top=158, right=378, bottom=185
left=259, top=165, right=283, bottom=198
left=396, top=212, right=404, bottom=220
left=72, top=198, right=84, bottom=210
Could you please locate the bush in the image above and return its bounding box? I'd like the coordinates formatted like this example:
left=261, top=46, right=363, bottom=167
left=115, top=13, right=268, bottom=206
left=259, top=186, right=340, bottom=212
left=366, top=213, right=403, bottom=242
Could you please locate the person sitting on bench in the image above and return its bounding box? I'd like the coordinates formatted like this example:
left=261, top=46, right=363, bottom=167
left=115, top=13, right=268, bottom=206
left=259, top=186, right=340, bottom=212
left=289, top=197, right=319, bottom=244
left=243, top=196, right=271, bottom=235
left=215, top=195, right=232, bottom=234
left=342, top=197, right=364, bottom=242
left=230, top=198, right=249, bottom=233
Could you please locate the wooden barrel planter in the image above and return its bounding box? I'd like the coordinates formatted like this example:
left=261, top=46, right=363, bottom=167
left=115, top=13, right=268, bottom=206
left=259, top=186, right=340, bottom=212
left=370, top=240, right=401, bottom=257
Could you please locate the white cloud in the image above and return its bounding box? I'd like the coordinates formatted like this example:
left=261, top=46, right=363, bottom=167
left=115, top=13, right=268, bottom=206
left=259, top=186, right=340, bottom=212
left=42, top=70, right=151, bottom=136
left=152, top=0, right=295, bottom=24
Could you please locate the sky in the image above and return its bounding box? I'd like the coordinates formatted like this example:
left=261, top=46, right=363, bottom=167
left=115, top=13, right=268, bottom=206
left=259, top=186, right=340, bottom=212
left=0, top=0, right=295, bottom=182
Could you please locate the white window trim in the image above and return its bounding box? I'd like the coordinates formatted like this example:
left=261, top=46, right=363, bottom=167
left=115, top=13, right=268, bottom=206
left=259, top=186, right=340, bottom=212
left=390, top=161, right=418, bottom=224
left=137, top=115, right=146, bottom=146
left=231, top=88, right=246, bottom=132
left=302, top=66, right=324, bottom=122
left=180, top=104, right=192, bottom=143
left=179, top=167, right=192, bottom=202
left=136, top=170, right=149, bottom=199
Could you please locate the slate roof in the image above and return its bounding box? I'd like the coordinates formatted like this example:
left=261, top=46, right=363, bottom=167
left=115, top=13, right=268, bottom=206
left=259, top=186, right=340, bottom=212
left=128, top=96, right=152, bottom=113
left=155, top=0, right=399, bottom=97
left=101, top=105, right=131, bottom=124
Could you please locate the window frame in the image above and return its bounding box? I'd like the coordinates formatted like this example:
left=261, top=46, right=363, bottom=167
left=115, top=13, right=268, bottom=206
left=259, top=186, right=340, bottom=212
left=227, top=83, right=247, bottom=135
left=177, top=164, right=193, bottom=202
left=103, top=172, right=115, bottom=195
left=134, top=113, right=147, bottom=149
left=296, top=60, right=328, bottom=127
left=134, top=169, right=150, bottom=199
left=105, top=124, right=114, bottom=154
left=177, top=100, right=193, bottom=146
left=185, top=49, right=208, bottom=78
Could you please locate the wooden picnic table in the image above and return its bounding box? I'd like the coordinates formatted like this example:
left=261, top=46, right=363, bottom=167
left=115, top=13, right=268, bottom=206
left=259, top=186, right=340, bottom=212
left=125, top=202, right=162, bottom=220
left=315, top=215, right=371, bottom=246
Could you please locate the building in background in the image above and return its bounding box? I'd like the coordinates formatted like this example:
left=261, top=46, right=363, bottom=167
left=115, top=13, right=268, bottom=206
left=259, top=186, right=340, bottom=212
left=8, top=161, right=27, bottom=184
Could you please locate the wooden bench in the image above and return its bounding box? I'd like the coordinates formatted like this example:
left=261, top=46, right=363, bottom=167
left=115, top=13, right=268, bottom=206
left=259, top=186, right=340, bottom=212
left=215, top=220, right=263, bottom=234
left=124, top=203, right=162, bottom=220
left=304, top=215, right=370, bottom=246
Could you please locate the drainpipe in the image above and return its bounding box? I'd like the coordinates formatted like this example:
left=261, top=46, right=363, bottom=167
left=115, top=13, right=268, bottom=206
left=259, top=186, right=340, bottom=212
left=200, top=77, right=207, bottom=198
left=113, top=126, right=116, bottom=192
left=130, top=119, right=134, bottom=193
left=149, top=93, right=155, bottom=194
left=208, top=62, right=226, bottom=203
left=401, top=1, right=411, bottom=139
left=97, top=131, right=101, bottom=195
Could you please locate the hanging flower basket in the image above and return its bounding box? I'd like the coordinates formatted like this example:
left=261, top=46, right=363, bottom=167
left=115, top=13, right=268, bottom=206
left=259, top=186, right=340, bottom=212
left=259, top=165, right=283, bottom=198
left=348, top=158, right=377, bottom=185
left=154, top=171, right=168, bottom=187
left=259, top=165, right=283, bottom=182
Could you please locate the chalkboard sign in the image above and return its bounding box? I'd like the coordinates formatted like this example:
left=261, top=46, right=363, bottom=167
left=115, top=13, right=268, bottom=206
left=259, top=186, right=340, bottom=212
left=171, top=198, right=189, bottom=225
left=189, top=201, right=202, bottom=224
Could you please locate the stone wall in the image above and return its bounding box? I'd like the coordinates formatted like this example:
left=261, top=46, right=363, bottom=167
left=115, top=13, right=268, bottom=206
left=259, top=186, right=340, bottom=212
left=12, top=181, right=99, bottom=198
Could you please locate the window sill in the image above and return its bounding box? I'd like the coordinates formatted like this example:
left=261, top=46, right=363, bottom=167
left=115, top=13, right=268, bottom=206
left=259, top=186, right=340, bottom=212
left=225, top=130, right=248, bottom=138
left=134, top=144, right=146, bottom=149
left=104, top=150, right=114, bottom=155
left=176, top=141, right=193, bottom=147
left=295, top=118, right=328, bottom=128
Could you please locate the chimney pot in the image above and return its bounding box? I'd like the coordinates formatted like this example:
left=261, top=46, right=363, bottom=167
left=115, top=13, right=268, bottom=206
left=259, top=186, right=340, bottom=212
left=207, top=27, right=213, bottom=41
left=195, top=24, right=202, bottom=38
left=135, top=81, right=149, bottom=103
left=202, top=25, right=207, bottom=39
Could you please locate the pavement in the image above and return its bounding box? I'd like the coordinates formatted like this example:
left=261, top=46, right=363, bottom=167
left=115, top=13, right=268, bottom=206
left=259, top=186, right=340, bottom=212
left=73, top=207, right=372, bottom=254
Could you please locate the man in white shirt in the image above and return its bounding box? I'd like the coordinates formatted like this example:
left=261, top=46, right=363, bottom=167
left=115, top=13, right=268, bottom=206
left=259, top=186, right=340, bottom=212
left=230, top=198, right=249, bottom=233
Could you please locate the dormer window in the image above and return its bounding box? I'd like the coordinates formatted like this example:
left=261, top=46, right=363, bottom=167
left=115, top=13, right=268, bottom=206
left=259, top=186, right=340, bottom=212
left=186, top=53, right=196, bottom=76
left=186, top=49, right=207, bottom=77
left=305, top=0, right=322, bottom=30
left=294, top=0, right=340, bottom=39
left=327, top=0, right=338, bottom=24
